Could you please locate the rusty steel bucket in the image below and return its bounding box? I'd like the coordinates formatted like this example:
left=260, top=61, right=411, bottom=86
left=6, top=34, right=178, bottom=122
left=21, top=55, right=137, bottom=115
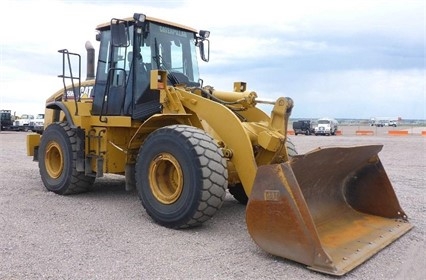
left=246, top=145, right=413, bottom=276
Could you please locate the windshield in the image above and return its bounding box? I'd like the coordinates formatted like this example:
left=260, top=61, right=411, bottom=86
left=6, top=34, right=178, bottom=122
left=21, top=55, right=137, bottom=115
left=318, top=120, right=331, bottom=124
left=21, top=114, right=34, bottom=119
left=142, top=23, right=200, bottom=85
left=92, top=20, right=203, bottom=117
left=96, top=22, right=201, bottom=86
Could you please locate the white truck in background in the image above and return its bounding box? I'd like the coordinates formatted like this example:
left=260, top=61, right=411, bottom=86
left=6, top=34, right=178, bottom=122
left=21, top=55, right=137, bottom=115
left=29, top=113, right=45, bottom=134
left=370, top=117, right=399, bottom=127
left=314, top=117, right=338, bottom=136
left=12, top=114, right=34, bottom=131
left=10, top=113, right=45, bottom=133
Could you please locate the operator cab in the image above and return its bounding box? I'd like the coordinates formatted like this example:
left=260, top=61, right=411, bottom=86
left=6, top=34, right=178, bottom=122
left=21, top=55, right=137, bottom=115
left=91, top=13, right=210, bottom=120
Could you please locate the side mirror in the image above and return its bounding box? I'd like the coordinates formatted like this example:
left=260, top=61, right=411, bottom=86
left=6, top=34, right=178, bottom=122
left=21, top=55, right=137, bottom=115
left=199, top=39, right=210, bottom=62
left=111, top=20, right=129, bottom=47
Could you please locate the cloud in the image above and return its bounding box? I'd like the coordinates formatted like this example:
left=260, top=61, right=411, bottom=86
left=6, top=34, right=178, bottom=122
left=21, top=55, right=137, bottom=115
left=0, top=0, right=424, bottom=119
left=299, top=69, right=425, bottom=118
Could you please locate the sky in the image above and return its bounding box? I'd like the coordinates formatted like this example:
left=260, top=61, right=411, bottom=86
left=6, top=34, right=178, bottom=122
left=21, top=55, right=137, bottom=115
left=0, top=0, right=425, bottom=120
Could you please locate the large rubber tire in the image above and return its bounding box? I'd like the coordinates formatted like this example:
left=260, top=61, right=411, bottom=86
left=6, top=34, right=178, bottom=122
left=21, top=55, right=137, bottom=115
left=135, top=125, right=228, bottom=229
left=228, top=137, right=298, bottom=205
left=38, top=122, right=95, bottom=195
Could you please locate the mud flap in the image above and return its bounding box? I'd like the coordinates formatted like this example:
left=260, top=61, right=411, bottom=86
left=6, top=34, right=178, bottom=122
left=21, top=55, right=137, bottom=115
left=246, top=145, right=413, bottom=276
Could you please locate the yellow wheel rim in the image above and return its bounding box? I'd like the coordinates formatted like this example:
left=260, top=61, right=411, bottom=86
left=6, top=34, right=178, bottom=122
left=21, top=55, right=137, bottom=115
left=149, top=153, right=183, bottom=204
left=45, top=141, right=64, bottom=179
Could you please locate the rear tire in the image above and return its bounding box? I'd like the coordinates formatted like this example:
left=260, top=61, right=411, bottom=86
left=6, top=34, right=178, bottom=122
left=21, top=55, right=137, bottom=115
left=229, top=137, right=298, bottom=205
left=135, top=125, right=228, bottom=229
left=38, top=122, right=94, bottom=195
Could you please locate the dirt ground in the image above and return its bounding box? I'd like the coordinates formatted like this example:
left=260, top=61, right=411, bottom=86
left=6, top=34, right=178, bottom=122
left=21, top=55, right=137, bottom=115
left=0, top=128, right=425, bottom=280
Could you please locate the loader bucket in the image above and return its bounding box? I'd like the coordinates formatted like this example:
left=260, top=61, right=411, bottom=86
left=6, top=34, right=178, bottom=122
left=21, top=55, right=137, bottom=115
left=246, top=145, right=413, bottom=276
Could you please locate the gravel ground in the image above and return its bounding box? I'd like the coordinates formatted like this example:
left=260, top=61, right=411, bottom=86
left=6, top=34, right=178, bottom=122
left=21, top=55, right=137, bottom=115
left=0, top=128, right=425, bottom=280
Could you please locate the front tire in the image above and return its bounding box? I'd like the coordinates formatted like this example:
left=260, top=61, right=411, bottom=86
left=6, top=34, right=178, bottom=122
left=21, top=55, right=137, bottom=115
left=38, top=122, right=94, bottom=195
left=135, top=125, right=228, bottom=229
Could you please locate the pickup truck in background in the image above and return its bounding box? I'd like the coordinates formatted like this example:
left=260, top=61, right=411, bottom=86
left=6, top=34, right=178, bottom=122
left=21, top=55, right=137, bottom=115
left=373, top=120, right=398, bottom=127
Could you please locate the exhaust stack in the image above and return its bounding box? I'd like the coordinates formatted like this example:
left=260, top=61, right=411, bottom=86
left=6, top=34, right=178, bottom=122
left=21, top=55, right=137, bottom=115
left=85, top=41, right=95, bottom=80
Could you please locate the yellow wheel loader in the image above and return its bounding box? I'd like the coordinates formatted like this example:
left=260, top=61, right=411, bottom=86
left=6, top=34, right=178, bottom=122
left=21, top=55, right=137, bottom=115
left=26, top=13, right=412, bottom=276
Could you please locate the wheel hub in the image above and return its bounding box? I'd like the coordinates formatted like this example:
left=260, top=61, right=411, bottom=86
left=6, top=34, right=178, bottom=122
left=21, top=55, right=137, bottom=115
left=45, top=141, right=64, bottom=179
left=149, top=153, right=183, bottom=204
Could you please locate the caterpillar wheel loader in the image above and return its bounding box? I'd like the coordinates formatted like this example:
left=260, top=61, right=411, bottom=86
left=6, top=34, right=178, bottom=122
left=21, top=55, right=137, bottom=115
left=26, top=13, right=412, bottom=276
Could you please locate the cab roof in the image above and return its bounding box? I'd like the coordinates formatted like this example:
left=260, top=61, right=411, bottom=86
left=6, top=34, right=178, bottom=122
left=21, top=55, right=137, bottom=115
left=96, top=15, right=197, bottom=33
